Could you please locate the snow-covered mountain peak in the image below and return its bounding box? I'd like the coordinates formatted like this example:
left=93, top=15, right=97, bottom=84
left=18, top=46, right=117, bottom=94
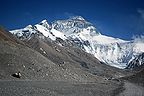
left=25, top=25, right=33, bottom=28
left=10, top=25, right=36, bottom=40
left=52, top=16, right=100, bottom=36
left=39, top=19, right=51, bottom=30
left=41, top=19, right=47, bottom=23
left=70, top=16, right=85, bottom=21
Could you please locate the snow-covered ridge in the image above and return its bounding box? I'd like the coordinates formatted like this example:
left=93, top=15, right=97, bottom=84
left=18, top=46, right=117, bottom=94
left=10, top=16, right=144, bottom=69
left=126, top=52, right=144, bottom=69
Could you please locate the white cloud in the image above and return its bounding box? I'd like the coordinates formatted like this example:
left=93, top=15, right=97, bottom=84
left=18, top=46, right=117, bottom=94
left=132, top=35, right=144, bottom=43
left=137, top=9, right=144, bottom=19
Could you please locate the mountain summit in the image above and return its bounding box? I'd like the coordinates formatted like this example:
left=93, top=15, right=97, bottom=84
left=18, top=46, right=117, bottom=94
left=10, top=16, right=144, bottom=69
left=52, top=16, right=100, bottom=36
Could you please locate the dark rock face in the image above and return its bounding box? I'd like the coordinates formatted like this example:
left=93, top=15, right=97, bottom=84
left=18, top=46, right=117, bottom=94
left=126, top=53, right=144, bottom=70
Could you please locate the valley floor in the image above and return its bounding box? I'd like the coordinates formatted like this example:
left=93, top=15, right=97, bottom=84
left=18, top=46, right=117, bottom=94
left=0, top=80, right=121, bottom=96
left=1, top=80, right=144, bottom=96
left=118, top=81, right=144, bottom=96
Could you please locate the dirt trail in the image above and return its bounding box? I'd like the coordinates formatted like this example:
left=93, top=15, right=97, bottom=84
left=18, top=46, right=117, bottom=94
left=118, top=81, right=144, bottom=96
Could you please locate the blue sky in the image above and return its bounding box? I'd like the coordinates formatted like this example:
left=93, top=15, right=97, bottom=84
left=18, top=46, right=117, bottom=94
left=0, top=0, right=144, bottom=40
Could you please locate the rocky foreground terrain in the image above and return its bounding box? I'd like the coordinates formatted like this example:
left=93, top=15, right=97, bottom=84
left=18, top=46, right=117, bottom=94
left=0, top=27, right=144, bottom=96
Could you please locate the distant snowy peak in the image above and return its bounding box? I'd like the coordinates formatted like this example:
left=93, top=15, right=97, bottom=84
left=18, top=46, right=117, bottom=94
left=25, top=25, right=33, bottom=29
left=39, top=19, right=51, bottom=30
left=71, top=16, right=85, bottom=20
left=10, top=16, right=100, bottom=40
left=10, top=25, right=36, bottom=40
left=52, top=16, right=100, bottom=36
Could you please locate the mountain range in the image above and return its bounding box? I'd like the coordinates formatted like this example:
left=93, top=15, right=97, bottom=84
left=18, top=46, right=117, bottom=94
left=0, top=16, right=144, bottom=95
left=10, top=16, right=144, bottom=69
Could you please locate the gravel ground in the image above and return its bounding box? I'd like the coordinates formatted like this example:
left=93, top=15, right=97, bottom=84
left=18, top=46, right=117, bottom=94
left=0, top=80, right=121, bottom=96
left=118, top=81, right=144, bottom=96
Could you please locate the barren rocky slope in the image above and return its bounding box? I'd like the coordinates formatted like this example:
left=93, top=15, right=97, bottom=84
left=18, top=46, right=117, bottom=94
left=0, top=28, right=100, bottom=82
